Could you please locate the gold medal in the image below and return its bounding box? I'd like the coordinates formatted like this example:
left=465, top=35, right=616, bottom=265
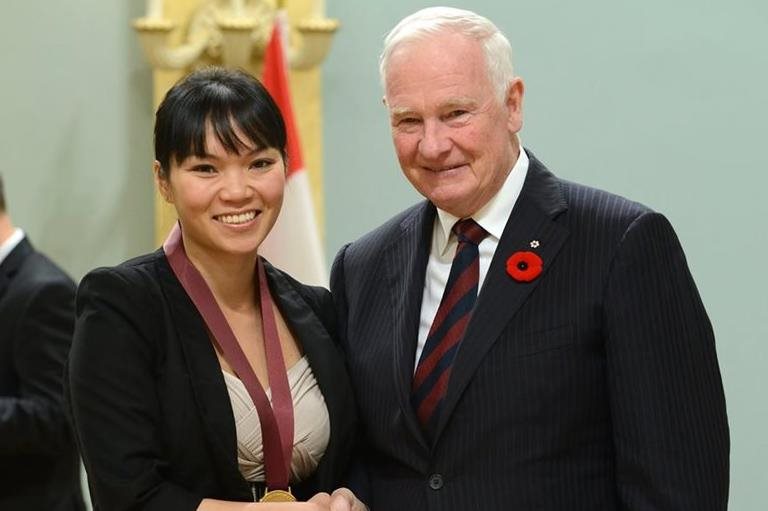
left=260, top=488, right=296, bottom=502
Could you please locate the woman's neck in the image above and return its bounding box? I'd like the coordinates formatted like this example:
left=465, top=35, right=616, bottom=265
left=183, top=240, right=259, bottom=312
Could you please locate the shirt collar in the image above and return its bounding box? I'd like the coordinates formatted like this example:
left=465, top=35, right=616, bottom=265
left=0, top=228, right=25, bottom=266
left=434, top=148, right=529, bottom=256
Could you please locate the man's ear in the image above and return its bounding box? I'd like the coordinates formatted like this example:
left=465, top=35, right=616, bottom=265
left=505, top=77, right=525, bottom=134
left=153, top=161, right=173, bottom=204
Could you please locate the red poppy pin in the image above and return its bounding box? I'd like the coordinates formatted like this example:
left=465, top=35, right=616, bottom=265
left=506, top=251, right=543, bottom=282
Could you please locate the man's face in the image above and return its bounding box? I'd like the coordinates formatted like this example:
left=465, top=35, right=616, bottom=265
left=384, top=32, right=523, bottom=218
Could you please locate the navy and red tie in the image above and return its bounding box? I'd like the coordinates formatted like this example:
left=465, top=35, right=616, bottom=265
left=412, top=218, right=489, bottom=437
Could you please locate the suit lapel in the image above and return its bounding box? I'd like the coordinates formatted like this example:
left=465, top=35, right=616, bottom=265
left=0, top=270, right=7, bottom=300
left=156, top=254, right=245, bottom=491
left=0, top=237, right=33, bottom=300
left=433, top=154, right=570, bottom=442
left=385, top=202, right=435, bottom=450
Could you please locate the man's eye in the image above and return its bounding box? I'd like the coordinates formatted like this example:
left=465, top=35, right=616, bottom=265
left=396, top=117, right=421, bottom=127
left=446, top=110, right=469, bottom=119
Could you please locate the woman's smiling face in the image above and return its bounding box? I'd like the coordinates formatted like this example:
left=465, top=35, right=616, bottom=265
left=156, top=123, right=285, bottom=261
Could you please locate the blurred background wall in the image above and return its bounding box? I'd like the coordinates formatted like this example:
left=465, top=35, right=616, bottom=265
left=1, top=0, right=765, bottom=509
left=0, top=0, right=155, bottom=281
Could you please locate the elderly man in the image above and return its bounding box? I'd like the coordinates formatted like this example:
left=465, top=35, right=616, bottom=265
left=0, top=173, right=84, bottom=510
left=331, top=7, right=729, bottom=511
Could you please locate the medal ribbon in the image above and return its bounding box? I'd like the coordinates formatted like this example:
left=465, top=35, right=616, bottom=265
left=163, top=223, right=294, bottom=491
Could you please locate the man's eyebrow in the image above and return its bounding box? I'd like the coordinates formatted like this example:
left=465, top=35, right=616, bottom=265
left=388, top=98, right=477, bottom=118
left=442, top=97, right=476, bottom=109
left=389, top=106, right=416, bottom=118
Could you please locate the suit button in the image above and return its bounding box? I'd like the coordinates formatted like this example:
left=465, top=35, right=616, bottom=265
left=428, top=474, right=444, bottom=490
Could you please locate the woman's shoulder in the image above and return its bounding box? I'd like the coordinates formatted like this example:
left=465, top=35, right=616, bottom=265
left=78, top=249, right=169, bottom=309
left=82, top=249, right=165, bottom=283
left=72, top=251, right=171, bottom=360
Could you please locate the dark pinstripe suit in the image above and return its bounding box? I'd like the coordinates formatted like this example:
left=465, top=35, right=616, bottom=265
left=331, top=151, right=729, bottom=510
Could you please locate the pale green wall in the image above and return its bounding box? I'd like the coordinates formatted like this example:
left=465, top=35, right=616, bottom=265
left=0, top=0, right=155, bottom=282
left=323, top=1, right=768, bottom=509
left=1, top=2, right=154, bottom=507
left=0, top=0, right=154, bottom=508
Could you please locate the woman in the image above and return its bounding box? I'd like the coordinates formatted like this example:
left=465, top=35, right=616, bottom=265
left=65, top=68, right=364, bottom=510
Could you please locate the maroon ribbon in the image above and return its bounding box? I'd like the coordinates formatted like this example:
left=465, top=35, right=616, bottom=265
left=163, top=223, right=294, bottom=490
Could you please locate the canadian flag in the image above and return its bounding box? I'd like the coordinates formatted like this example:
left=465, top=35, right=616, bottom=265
left=259, top=11, right=328, bottom=286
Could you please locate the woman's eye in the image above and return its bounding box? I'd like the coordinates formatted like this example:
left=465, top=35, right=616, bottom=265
left=191, top=164, right=216, bottom=174
left=250, top=159, right=275, bottom=170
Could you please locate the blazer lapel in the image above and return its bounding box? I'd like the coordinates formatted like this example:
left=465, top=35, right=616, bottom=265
left=261, top=261, right=342, bottom=434
left=155, top=254, right=246, bottom=492
left=384, top=202, right=435, bottom=451
left=262, top=261, right=335, bottom=369
left=260, top=261, right=349, bottom=490
left=433, top=154, right=571, bottom=442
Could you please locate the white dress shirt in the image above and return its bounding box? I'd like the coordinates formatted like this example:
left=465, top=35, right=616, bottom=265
left=0, top=227, right=24, bottom=266
left=414, top=149, right=529, bottom=368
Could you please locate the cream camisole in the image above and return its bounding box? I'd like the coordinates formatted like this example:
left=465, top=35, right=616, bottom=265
left=222, top=356, right=330, bottom=482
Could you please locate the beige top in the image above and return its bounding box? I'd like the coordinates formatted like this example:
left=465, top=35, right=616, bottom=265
left=222, top=356, right=331, bottom=483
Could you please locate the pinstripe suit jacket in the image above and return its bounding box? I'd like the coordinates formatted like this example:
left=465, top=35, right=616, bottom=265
left=330, top=151, right=729, bottom=510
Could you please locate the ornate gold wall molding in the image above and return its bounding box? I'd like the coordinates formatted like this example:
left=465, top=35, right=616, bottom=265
left=133, top=0, right=337, bottom=245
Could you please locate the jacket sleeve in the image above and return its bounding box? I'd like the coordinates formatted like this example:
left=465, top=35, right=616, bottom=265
left=329, top=243, right=371, bottom=506
left=65, top=268, right=202, bottom=511
left=0, top=278, right=75, bottom=455
left=329, top=244, right=351, bottom=351
left=604, top=212, right=729, bottom=510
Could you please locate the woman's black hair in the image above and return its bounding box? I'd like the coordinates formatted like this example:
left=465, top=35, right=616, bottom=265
left=154, top=67, right=286, bottom=176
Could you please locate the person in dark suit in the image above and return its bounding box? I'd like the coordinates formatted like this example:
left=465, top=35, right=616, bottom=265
left=0, top=173, right=86, bottom=510
left=330, top=7, right=729, bottom=510
left=65, top=68, right=364, bottom=511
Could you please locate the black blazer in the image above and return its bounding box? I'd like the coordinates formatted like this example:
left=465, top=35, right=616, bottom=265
left=0, top=237, right=85, bottom=511
left=331, top=151, right=729, bottom=510
left=65, top=250, right=357, bottom=510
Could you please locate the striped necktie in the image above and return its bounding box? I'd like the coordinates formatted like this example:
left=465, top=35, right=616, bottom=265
left=412, top=218, right=489, bottom=437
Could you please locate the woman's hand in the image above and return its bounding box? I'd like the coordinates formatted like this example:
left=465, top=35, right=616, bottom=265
left=198, top=488, right=367, bottom=511
left=307, top=488, right=367, bottom=511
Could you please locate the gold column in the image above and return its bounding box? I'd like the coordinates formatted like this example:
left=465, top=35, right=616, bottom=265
left=133, top=0, right=338, bottom=245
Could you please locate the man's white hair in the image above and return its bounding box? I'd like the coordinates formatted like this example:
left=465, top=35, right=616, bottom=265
left=379, top=6, right=516, bottom=102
